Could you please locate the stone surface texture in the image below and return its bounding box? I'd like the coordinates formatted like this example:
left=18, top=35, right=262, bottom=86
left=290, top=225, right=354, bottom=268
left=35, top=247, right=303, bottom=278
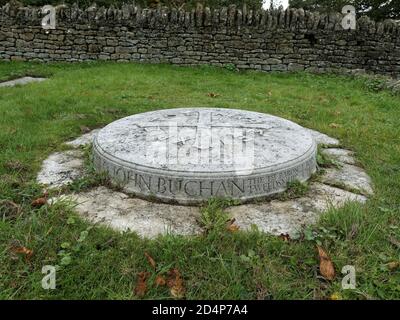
left=0, top=76, right=46, bottom=87
left=66, top=129, right=100, bottom=147
left=306, top=129, right=340, bottom=147
left=37, top=150, right=84, bottom=187
left=320, top=164, right=373, bottom=195
left=38, top=122, right=373, bottom=238
left=227, top=182, right=366, bottom=235
left=1, top=4, right=400, bottom=77
left=53, top=186, right=202, bottom=238
left=93, top=108, right=317, bottom=204
left=321, top=148, right=356, bottom=165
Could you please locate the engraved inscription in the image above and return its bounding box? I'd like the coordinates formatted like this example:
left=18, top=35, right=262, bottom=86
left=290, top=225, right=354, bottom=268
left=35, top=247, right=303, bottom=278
left=93, top=108, right=317, bottom=204
left=94, top=147, right=316, bottom=199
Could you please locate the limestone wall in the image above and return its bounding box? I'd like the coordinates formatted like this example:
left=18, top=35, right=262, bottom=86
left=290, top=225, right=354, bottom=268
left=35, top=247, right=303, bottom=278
left=1, top=3, right=400, bottom=76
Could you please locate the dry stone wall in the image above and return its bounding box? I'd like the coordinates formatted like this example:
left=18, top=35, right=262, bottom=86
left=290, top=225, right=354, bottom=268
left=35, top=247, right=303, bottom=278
left=1, top=3, right=400, bottom=76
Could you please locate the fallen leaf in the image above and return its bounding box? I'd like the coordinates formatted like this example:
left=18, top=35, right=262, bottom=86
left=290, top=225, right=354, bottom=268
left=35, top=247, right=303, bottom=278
left=207, top=92, right=220, bottom=98
left=10, top=245, right=33, bottom=261
left=166, top=269, right=178, bottom=287
left=155, top=275, right=166, bottom=287
left=144, top=252, right=156, bottom=270
left=227, top=224, right=240, bottom=232
left=329, top=123, right=340, bottom=129
left=167, top=268, right=185, bottom=299
left=170, top=283, right=185, bottom=299
left=317, top=246, right=335, bottom=281
left=31, top=197, right=47, bottom=208
left=226, top=218, right=240, bottom=232
left=279, top=233, right=291, bottom=242
left=387, top=261, right=400, bottom=271
left=134, top=271, right=150, bottom=298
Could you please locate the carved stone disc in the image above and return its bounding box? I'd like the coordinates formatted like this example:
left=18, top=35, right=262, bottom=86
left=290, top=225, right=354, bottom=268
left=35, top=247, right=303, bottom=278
left=93, top=108, right=317, bottom=204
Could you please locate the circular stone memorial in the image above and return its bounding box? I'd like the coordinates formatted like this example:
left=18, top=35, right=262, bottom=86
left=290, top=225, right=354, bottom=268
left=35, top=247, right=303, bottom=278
left=93, top=108, right=317, bottom=204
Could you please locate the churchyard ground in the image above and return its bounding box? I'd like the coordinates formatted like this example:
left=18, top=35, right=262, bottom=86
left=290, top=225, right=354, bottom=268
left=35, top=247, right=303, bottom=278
left=0, top=61, right=399, bottom=299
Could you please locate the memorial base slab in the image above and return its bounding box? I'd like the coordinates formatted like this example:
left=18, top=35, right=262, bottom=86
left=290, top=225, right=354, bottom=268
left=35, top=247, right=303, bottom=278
left=38, top=121, right=373, bottom=238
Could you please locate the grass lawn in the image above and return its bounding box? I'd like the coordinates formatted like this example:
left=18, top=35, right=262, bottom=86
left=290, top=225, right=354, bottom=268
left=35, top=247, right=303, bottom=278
left=0, top=61, right=399, bottom=300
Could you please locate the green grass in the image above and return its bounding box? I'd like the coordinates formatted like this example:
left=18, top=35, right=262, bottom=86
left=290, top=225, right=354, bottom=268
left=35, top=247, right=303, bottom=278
left=0, top=61, right=399, bottom=299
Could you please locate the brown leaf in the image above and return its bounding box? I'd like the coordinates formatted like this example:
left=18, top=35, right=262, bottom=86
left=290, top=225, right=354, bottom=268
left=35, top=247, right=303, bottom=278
left=317, top=246, right=335, bottom=281
left=387, top=261, right=400, bottom=271
left=207, top=92, right=220, bottom=98
left=134, top=271, right=150, bottom=298
left=31, top=197, right=47, bottom=208
left=170, top=285, right=185, bottom=299
left=166, top=268, right=179, bottom=288
left=144, top=252, right=156, bottom=270
left=226, top=218, right=240, bottom=232
left=155, top=275, right=166, bottom=287
left=167, top=268, right=185, bottom=299
left=279, top=233, right=291, bottom=242
left=227, top=224, right=240, bottom=232
left=10, top=245, right=33, bottom=261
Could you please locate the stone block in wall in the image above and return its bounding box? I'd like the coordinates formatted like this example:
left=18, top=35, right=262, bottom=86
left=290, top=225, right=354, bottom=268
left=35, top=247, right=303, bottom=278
left=115, top=46, right=132, bottom=54
left=106, top=39, right=118, bottom=46
left=1, top=40, right=14, bottom=47
left=103, top=46, right=115, bottom=53
left=88, top=44, right=102, bottom=53
left=118, top=53, right=131, bottom=60
left=171, top=57, right=183, bottom=63
left=265, top=58, right=282, bottom=65
left=19, top=32, right=34, bottom=41
left=10, top=55, right=25, bottom=61
left=271, top=64, right=288, bottom=71
left=74, top=38, right=86, bottom=45
left=277, top=45, right=294, bottom=54
left=288, top=63, right=305, bottom=71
